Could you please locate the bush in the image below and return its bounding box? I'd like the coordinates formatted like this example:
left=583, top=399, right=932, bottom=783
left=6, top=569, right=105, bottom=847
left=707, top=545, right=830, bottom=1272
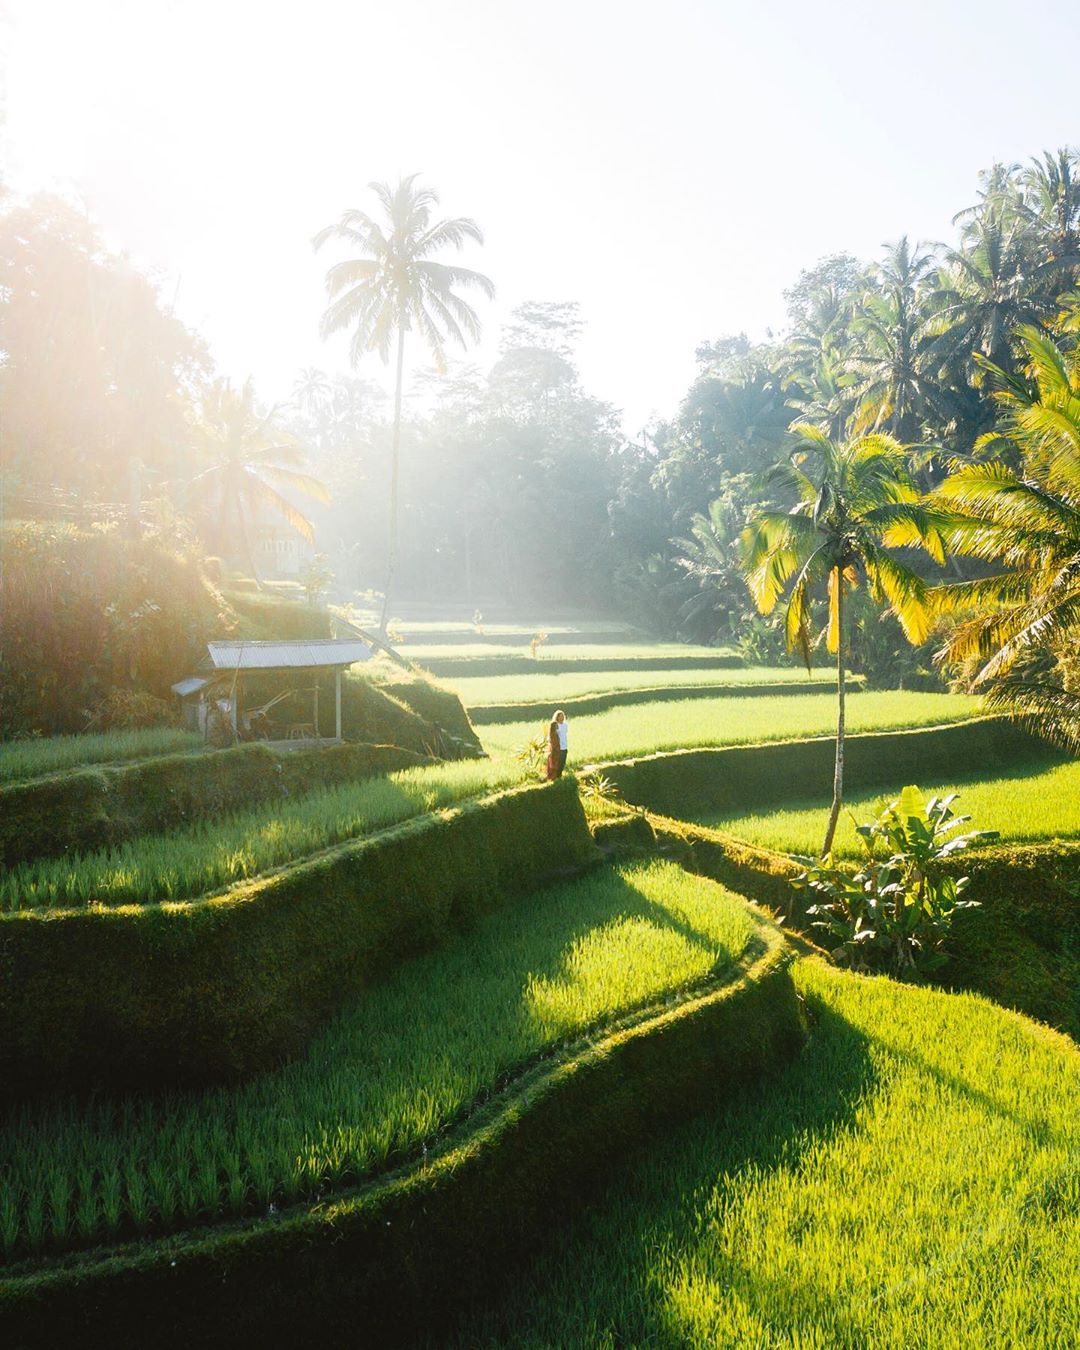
left=0, top=778, right=598, bottom=1098
left=0, top=741, right=430, bottom=869
left=0, top=922, right=800, bottom=1347
left=0, top=522, right=230, bottom=736
left=795, top=787, right=997, bottom=977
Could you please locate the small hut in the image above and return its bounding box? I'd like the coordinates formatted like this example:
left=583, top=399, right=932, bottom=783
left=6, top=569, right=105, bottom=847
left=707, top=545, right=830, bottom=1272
left=173, top=638, right=372, bottom=747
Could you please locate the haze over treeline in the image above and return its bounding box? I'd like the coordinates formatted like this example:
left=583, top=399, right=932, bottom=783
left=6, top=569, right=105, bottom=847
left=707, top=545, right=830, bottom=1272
left=3, top=148, right=1080, bottom=667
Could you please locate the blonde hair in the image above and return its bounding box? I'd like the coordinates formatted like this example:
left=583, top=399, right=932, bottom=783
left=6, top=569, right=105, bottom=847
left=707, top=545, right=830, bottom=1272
left=553, top=709, right=566, bottom=722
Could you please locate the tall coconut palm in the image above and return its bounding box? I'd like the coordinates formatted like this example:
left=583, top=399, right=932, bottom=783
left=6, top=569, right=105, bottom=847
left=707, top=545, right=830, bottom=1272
left=1019, top=147, right=1080, bottom=290
left=740, top=425, right=939, bottom=854
left=314, top=175, right=493, bottom=632
left=187, top=378, right=330, bottom=586
left=930, top=324, right=1080, bottom=745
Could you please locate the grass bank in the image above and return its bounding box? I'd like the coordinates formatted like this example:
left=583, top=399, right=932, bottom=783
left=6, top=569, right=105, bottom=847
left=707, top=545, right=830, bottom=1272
left=435, top=957, right=1080, bottom=1348
left=0, top=758, right=513, bottom=911
left=0, top=728, right=202, bottom=783
left=449, top=664, right=818, bottom=708
left=703, top=753, right=1080, bottom=855
left=0, top=860, right=760, bottom=1263
left=481, top=690, right=982, bottom=763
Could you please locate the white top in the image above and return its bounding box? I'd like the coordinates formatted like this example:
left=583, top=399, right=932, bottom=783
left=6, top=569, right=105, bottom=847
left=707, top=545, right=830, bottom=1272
left=557, top=721, right=568, bottom=750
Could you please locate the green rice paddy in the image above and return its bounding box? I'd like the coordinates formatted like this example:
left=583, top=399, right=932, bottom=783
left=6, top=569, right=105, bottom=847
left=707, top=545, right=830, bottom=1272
left=480, top=690, right=982, bottom=763
left=0, top=728, right=202, bottom=783
left=0, top=860, right=759, bottom=1262
left=0, top=758, right=512, bottom=911
left=702, top=755, right=1080, bottom=855
left=437, top=958, right=1080, bottom=1348
left=449, top=664, right=817, bottom=708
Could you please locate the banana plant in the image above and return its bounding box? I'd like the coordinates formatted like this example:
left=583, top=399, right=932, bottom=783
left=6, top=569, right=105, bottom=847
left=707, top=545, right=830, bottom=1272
left=796, top=786, right=999, bottom=977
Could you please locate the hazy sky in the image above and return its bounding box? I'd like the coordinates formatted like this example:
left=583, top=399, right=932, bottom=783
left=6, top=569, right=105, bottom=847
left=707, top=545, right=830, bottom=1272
left=4, top=0, right=1080, bottom=432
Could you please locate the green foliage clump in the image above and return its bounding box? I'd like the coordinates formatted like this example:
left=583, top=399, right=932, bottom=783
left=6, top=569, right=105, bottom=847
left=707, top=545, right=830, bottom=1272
left=795, top=787, right=997, bottom=976
left=0, top=523, right=229, bottom=737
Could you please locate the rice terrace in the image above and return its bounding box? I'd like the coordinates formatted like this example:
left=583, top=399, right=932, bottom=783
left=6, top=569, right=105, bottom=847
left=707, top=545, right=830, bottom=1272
left=4, top=6, right=1080, bottom=1347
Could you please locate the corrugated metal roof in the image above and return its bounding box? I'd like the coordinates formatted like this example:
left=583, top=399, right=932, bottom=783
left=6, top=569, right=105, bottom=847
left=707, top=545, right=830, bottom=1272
left=171, top=676, right=210, bottom=697
left=206, top=639, right=373, bottom=671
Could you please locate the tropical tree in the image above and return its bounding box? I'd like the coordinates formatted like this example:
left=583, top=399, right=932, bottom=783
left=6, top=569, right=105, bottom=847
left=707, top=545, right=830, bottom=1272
left=187, top=378, right=330, bottom=585
left=740, top=426, right=939, bottom=854
left=848, top=237, right=941, bottom=444
left=314, top=175, right=493, bottom=631
left=1019, top=147, right=1080, bottom=291
left=930, top=323, right=1080, bottom=745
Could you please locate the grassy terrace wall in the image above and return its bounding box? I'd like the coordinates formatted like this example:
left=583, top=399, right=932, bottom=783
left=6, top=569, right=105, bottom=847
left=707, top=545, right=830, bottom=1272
left=468, top=678, right=858, bottom=725
left=592, top=717, right=1042, bottom=818
left=0, top=778, right=597, bottom=1098
left=0, top=742, right=430, bottom=869
left=0, top=924, right=801, bottom=1348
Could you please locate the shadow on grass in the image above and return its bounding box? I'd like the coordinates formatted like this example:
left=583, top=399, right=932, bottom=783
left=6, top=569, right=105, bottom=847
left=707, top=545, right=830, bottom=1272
left=421, top=990, right=878, bottom=1348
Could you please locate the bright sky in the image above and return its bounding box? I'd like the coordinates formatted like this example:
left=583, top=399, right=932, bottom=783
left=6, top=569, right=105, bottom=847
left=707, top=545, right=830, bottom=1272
left=4, top=0, right=1080, bottom=432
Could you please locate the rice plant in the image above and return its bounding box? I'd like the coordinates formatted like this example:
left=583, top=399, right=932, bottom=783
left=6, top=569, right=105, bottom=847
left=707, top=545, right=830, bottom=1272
left=432, top=958, right=1080, bottom=1348
left=480, top=691, right=983, bottom=764
left=704, top=756, right=1080, bottom=856
left=0, top=758, right=515, bottom=911
left=0, top=861, right=759, bottom=1263
left=451, top=665, right=821, bottom=708
left=0, top=728, right=202, bottom=783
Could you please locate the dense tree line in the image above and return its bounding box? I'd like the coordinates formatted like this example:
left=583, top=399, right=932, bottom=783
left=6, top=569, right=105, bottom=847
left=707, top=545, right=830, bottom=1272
left=4, top=150, right=1080, bottom=686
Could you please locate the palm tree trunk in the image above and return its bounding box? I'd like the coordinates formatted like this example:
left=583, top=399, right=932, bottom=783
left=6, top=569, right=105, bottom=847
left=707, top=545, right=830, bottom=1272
left=822, top=574, right=846, bottom=856
left=378, top=322, right=406, bottom=635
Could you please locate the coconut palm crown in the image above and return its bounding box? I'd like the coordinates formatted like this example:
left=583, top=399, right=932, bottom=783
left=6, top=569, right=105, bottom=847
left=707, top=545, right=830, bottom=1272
left=315, top=176, right=493, bottom=632
left=930, top=323, right=1080, bottom=743
left=740, top=424, right=941, bottom=854
left=187, top=377, right=330, bottom=586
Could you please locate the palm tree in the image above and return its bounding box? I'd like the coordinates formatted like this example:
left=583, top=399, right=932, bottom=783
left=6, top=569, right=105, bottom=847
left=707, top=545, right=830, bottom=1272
left=187, top=378, right=330, bottom=586
left=848, top=237, right=942, bottom=444
left=927, top=191, right=1048, bottom=384
left=1019, top=147, right=1080, bottom=291
left=740, top=425, right=938, bottom=854
left=315, top=175, right=493, bottom=632
left=930, top=324, right=1080, bottom=745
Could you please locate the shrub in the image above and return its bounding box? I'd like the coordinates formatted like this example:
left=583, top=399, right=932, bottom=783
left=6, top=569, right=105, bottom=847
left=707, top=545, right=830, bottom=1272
left=794, top=787, right=998, bottom=977
left=0, top=522, right=229, bottom=736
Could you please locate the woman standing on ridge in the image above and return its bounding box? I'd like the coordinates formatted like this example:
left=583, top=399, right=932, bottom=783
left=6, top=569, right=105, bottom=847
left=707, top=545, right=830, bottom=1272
left=547, top=709, right=568, bottom=780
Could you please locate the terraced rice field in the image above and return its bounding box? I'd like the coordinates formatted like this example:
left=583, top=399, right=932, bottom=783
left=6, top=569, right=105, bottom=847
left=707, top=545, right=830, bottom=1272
left=449, top=664, right=819, bottom=709
left=0, top=758, right=513, bottom=911
left=436, top=958, right=1080, bottom=1348
left=0, top=728, right=202, bottom=783
left=0, top=860, right=759, bottom=1261
left=702, top=754, right=1080, bottom=855
left=479, top=690, right=982, bottom=763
